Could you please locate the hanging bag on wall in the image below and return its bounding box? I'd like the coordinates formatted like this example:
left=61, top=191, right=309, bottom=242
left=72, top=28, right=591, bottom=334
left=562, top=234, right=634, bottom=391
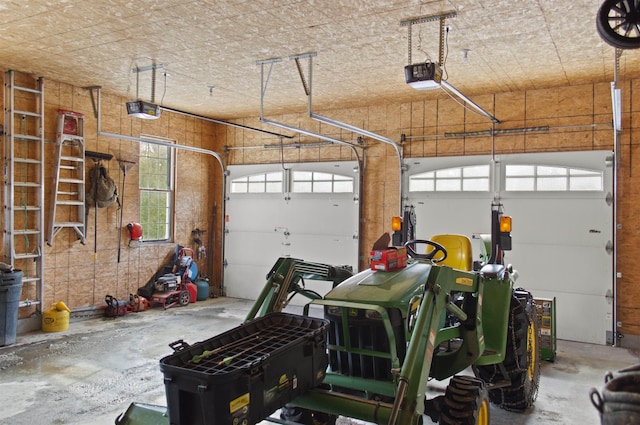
left=86, top=163, right=120, bottom=209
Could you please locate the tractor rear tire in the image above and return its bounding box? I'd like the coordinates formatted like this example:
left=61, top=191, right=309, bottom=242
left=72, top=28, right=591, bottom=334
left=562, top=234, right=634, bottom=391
left=280, top=405, right=337, bottom=425
left=439, top=375, right=490, bottom=425
left=476, top=289, right=540, bottom=411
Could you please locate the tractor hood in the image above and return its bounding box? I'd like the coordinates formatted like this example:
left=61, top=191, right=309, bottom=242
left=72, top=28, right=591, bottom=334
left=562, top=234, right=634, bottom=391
left=323, top=261, right=433, bottom=306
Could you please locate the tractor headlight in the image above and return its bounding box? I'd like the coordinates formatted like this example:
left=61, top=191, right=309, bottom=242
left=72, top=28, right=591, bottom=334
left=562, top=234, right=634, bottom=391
left=327, top=306, right=342, bottom=317
left=365, top=309, right=382, bottom=320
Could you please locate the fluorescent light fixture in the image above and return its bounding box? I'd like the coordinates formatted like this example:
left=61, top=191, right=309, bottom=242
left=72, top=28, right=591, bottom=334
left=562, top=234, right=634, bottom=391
left=405, top=62, right=442, bottom=90
left=126, top=100, right=161, bottom=120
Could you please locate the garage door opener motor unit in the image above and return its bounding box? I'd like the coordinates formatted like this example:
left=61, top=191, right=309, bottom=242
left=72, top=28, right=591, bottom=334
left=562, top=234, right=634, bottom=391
left=404, top=61, right=442, bottom=90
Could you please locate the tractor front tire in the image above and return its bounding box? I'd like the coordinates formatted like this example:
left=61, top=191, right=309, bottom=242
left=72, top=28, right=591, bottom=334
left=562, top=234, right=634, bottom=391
left=477, top=289, right=540, bottom=411
left=439, top=375, right=489, bottom=425
left=280, top=405, right=337, bottom=425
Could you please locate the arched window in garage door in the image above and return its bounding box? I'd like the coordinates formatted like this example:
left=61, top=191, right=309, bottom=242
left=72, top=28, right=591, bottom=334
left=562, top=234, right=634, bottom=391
left=504, top=164, right=603, bottom=191
left=409, top=165, right=491, bottom=192
left=292, top=171, right=354, bottom=193
left=230, top=171, right=283, bottom=193
left=229, top=170, right=354, bottom=193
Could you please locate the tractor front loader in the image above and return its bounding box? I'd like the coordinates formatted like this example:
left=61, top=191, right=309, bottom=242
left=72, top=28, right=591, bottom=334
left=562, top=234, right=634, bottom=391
left=116, top=203, right=540, bottom=425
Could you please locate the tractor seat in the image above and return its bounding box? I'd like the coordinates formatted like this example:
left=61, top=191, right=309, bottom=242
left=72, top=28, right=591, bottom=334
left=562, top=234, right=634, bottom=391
left=429, top=234, right=473, bottom=271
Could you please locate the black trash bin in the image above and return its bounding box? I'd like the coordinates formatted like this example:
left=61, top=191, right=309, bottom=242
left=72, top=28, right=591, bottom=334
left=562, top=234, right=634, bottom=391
left=0, top=270, right=23, bottom=346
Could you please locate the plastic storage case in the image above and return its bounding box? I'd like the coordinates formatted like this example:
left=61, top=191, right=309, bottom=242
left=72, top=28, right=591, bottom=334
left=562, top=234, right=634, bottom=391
left=160, top=312, right=329, bottom=425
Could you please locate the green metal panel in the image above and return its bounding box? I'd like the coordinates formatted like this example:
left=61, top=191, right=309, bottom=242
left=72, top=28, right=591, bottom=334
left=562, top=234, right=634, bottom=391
left=474, top=276, right=512, bottom=366
left=312, top=299, right=402, bottom=380
left=429, top=270, right=485, bottom=380
left=292, top=388, right=396, bottom=425
left=323, top=261, right=432, bottom=307
left=115, top=403, right=168, bottom=425
left=247, top=257, right=351, bottom=321
left=323, top=374, right=397, bottom=398
left=245, top=257, right=295, bottom=320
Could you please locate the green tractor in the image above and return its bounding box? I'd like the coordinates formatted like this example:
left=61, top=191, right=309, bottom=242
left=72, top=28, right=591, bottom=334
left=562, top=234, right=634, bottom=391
left=117, top=202, right=540, bottom=425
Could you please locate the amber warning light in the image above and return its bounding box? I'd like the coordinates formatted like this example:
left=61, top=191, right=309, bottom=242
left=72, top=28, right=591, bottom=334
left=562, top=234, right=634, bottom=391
left=500, top=216, right=512, bottom=233
left=392, top=216, right=402, bottom=231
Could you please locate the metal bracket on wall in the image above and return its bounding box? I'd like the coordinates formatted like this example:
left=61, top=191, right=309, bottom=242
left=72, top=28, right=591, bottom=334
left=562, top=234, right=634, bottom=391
left=277, top=52, right=405, bottom=216
left=400, top=10, right=457, bottom=67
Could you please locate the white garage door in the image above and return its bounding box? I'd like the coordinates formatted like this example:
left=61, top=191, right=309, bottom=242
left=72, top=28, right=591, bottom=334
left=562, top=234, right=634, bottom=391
left=406, top=151, right=614, bottom=345
left=224, top=162, right=359, bottom=304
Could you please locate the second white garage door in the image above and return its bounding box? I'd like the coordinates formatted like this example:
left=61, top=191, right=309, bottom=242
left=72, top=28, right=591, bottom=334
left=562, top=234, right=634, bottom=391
left=406, top=151, right=614, bottom=345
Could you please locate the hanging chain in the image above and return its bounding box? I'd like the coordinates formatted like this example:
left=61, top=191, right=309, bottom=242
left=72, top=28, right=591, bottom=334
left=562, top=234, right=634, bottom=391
left=439, top=17, right=446, bottom=66
left=151, top=63, right=156, bottom=103
left=407, top=23, right=413, bottom=65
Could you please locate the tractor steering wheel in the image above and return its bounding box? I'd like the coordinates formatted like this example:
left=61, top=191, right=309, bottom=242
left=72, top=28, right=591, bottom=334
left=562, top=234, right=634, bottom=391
left=404, top=239, right=448, bottom=263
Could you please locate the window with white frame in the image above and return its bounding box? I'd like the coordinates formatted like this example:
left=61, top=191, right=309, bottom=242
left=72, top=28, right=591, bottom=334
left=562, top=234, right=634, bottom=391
left=230, top=172, right=283, bottom=193
left=505, top=165, right=603, bottom=191
left=139, top=139, right=174, bottom=241
left=229, top=171, right=353, bottom=194
left=291, top=171, right=353, bottom=193
left=409, top=165, right=490, bottom=192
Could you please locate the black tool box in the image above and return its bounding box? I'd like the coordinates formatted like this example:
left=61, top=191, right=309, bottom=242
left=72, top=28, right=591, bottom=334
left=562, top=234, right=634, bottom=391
left=160, top=312, right=329, bottom=425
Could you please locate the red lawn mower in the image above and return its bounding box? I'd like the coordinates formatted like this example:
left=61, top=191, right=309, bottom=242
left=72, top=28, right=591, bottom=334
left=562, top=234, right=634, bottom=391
left=150, top=248, right=198, bottom=309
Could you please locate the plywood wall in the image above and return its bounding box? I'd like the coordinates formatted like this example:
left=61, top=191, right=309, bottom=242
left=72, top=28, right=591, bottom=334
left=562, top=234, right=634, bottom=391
left=0, top=71, right=222, bottom=318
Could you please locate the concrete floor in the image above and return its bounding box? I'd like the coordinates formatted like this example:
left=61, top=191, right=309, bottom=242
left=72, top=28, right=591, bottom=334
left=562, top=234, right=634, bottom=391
left=0, top=297, right=638, bottom=425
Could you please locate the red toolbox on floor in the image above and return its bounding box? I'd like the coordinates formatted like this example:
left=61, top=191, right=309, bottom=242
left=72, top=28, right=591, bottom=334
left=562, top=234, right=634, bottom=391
left=160, top=313, right=329, bottom=425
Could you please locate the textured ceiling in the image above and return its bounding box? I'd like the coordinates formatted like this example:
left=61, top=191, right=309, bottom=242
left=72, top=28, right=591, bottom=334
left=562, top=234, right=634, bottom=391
left=0, top=0, right=637, bottom=120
